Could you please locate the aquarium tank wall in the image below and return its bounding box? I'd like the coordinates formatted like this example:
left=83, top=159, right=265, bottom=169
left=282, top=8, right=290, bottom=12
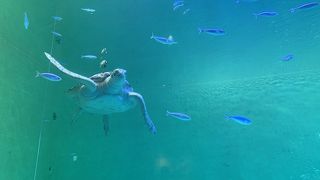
left=1, top=0, right=320, bottom=179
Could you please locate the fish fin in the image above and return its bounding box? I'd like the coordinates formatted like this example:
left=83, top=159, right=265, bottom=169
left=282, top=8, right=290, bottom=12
left=35, top=71, right=40, bottom=78
left=102, top=115, right=109, bottom=136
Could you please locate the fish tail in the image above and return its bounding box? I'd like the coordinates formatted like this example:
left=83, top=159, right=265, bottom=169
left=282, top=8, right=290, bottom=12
left=150, top=33, right=154, bottom=39
left=35, top=71, right=40, bottom=78
left=166, top=110, right=170, bottom=116
left=224, top=114, right=231, bottom=120
left=198, top=28, right=202, bottom=34
left=253, top=13, right=258, bottom=19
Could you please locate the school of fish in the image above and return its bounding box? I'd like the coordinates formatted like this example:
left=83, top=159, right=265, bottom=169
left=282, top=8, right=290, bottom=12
left=26, top=1, right=320, bottom=127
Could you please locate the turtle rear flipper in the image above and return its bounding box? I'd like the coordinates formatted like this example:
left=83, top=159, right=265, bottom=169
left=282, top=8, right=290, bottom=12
left=44, top=52, right=97, bottom=92
left=128, top=92, right=156, bottom=134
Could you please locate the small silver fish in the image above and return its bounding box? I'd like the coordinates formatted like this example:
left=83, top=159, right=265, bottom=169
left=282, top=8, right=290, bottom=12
left=81, top=55, right=97, bottom=60
left=81, top=8, right=96, bottom=14
left=24, top=12, right=29, bottom=30
left=52, top=31, right=62, bottom=37
left=100, top=60, right=107, bottom=68
left=52, top=16, right=63, bottom=21
left=101, top=48, right=107, bottom=55
left=166, top=111, right=191, bottom=121
left=36, top=71, right=61, bottom=81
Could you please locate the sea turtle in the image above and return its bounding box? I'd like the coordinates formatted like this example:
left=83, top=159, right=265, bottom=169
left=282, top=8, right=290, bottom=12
left=44, top=52, right=156, bottom=135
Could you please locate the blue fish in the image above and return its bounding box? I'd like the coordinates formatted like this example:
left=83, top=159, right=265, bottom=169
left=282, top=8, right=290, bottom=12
left=151, top=34, right=177, bottom=45
left=173, top=0, right=184, bottom=11
left=227, top=116, right=252, bottom=125
left=81, top=55, right=97, bottom=59
left=281, top=54, right=294, bottom=61
left=52, top=16, right=63, bottom=21
left=24, top=12, right=29, bottom=30
left=52, top=31, right=62, bottom=37
left=198, top=28, right=225, bottom=36
left=166, top=111, right=191, bottom=121
left=253, top=11, right=278, bottom=18
left=290, top=2, right=319, bottom=13
left=36, top=71, right=61, bottom=81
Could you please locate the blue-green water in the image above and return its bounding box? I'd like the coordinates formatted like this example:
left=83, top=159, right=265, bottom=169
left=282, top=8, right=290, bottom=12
left=1, top=0, right=320, bottom=179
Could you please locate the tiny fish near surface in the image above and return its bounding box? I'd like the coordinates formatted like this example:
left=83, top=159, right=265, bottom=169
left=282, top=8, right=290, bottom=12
left=198, top=28, right=225, bottom=36
left=290, top=2, right=319, bottom=13
left=227, top=115, right=252, bottom=125
left=36, top=71, right=61, bottom=81
left=24, top=12, right=29, bottom=30
left=166, top=111, right=191, bottom=121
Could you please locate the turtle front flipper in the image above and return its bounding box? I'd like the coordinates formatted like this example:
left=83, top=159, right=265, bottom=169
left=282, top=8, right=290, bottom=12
left=44, top=52, right=97, bottom=92
left=128, top=92, right=156, bottom=134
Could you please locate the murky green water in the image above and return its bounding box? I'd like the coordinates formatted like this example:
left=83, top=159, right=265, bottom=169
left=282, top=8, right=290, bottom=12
left=1, top=0, right=320, bottom=179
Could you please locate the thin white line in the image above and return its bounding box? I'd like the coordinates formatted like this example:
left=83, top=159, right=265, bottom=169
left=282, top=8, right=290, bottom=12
left=32, top=120, right=44, bottom=180
left=33, top=20, right=57, bottom=180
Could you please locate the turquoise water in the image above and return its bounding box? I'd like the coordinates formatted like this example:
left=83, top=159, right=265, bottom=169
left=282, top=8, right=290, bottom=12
left=1, top=0, right=320, bottom=179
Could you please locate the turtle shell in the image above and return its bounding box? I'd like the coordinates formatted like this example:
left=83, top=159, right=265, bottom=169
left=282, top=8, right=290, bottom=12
left=89, top=72, right=111, bottom=83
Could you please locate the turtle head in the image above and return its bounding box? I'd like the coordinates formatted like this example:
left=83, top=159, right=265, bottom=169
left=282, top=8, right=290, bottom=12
left=109, top=68, right=127, bottom=85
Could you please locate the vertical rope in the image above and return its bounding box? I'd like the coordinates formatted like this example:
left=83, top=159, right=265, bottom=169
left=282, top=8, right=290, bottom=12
left=33, top=20, right=57, bottom=180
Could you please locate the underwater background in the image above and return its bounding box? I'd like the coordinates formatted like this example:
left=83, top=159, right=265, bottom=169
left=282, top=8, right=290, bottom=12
left=1, top=0, right=320, bottom=179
